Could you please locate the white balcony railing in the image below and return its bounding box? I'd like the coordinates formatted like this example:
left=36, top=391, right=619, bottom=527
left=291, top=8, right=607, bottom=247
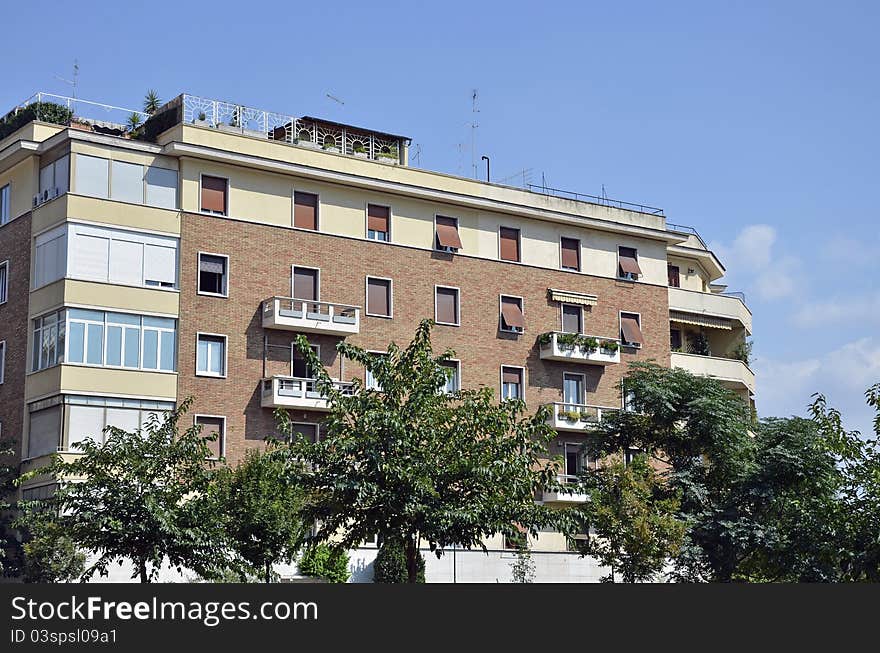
left=260, top=376, right=355, bottom=411
left=670, top=352, right=756, bottom=395
left=262, top=297, right=360, bottom=336
left=546, top=402, right=616, bottom=432
left=538, top=332, right=621, bottom=365
left=543, top=474, right=589, bottom=504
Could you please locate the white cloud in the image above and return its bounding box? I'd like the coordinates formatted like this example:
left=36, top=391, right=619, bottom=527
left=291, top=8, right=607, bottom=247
left=792, top=292, right=880, bottom=329
left=711, top=224, right=801, bottom=301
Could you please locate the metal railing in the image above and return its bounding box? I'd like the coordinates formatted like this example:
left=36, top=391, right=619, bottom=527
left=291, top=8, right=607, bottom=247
left=263, top=297, right=359, bottom=324
left=720, top=290, right=747, bottom=303
left=2, top=92, right=149, bottom=130
left=540, top=332, right=621, bottom=349
left=666, top=222, right=709, bottom=249
left=262, top=376, right=355, bottom=399
left=548, top=401, right=617, bottom=424
left=527, top=184, right=664, bottom=216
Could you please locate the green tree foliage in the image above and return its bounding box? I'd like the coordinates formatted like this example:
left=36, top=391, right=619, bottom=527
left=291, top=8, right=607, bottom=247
left=0, top=438, right=22, bottom=576
left=280, top=319, right=561, bottom=583
left=574, top=456, right=684, bottom=582
left=142, top=90, right=162, bottom=115
left=373, top=538, right=425, bottom=584
left=510, top=545, right=536, bottom=583
left=19, top=516, right=85, bottom=583
left=210, top=446, right=309, bottom=583
left=20, top=398, right=228, bottom=582
left=297, top=544, right=350, bottom=583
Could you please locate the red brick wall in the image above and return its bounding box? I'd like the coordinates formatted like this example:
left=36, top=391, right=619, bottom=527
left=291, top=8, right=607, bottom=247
left=0, top=213, right=32, bottom=466
left=178, top=213, right=671, bottom=465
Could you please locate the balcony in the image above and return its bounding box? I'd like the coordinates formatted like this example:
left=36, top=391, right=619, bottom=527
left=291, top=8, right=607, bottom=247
left=260, top=376, right=354, bottom=411
left=668, top=286, right=752, bottom=334
left=538, top=332, right=621, bottom=366
left=543, top=475, right=589, bottom=504
left=262, top=297, right=360, bottom=336
left=670, top=352, right=756, bottom=395
left=546, top=402, right=615, bottom=432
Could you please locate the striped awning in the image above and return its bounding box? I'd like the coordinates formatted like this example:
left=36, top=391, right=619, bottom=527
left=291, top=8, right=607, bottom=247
left=549, top=289, right=598, bottom=306
left=670, top=310, right=732, bottom=330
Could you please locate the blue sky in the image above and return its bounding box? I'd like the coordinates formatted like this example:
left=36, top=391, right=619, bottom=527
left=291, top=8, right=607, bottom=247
left=4, top=1, right=879, bottom=433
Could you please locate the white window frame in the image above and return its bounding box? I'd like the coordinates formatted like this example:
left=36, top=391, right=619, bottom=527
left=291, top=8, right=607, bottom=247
left=31, top=309, right=66, bottom=372
left=194, top=414, right=226, bottom=460
left=617, top=246, right=640, bottom=281
left=560, top=236, right=581, bottom=272
left=365, top=201, right=392, bottom=243
left=562, top=371, right=586, bottom=405
left=433, top=214, right=461, bottom=253
left=199, top=173, right=229, bottom=216
left=0, top=259, right=8, bottom=305
left=0, top=340, right=5, bottom=384
left=365, top=276, right=393, bottom=319
left=292, top=187, right=320, bottom=231
left=499, top=294, right=524, bottom=334
left=197, top=251, right=229, bottom=298
left=434, top=285, right=461, bottom=327
left=0, top=184, right=10, bottom=225
left=619, top=310, right=643, bottom=349
left=498, top=225, right=521, bottom=263
left=500, top=365, right=526, bottom=401
left=364, top=350, right=388, bottom=390
left=440, top=358, right=461, bottom=394
left=195, top=332, right=228, bottom=378
left=560, top=303, right=584, bottom=334
left=291, top=265, right=321, bottom=302
left=289, top=421, right=320, bottom=443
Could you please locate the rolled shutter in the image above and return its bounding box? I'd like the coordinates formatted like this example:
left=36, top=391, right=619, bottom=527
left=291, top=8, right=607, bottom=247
left=200, top=176, right=227, bottom=214
left=502, top=367, right=521, bottom=384
left=294, top=192, right=318, bottom=230
left=367, top=278, right=390, bottom=316
left=293, top=268, right=318, bottom=301
left=436, top=287, right=458, bottom=324
left=436, top=216, right=463, bottom=249
left=499, top=227, right=520, bottom=261
left=561, top=305, right=582, bottom=334
left=200, top=255, right=225, bottom=274
left=561, top=237, right=580, bottom=270
left=367, top=205, right=389, bottom=233
left=196, top=416, right=224, bottom=458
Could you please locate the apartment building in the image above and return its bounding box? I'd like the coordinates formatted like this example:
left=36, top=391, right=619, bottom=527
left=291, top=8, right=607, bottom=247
left=0, top=92, right=753, bottom=579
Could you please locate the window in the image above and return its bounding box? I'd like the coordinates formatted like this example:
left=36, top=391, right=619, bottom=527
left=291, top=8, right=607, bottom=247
left=668, top=264, right=680, bottom=288
left=75, top=154, right=109, bottom=199
left=39, top=155, right=69, bottom=203
left=292, top=266, right=319, bottom=301
left=0, top=184, right=10, bottom=224
left=618, top=246, right=641, bottom=280
left=200, top=175, right=228, bottom=215
left=27, top=403, right=62, bottom=458
left=198, top=253, right=228, bottom=297
left=624, top=448, right=643, bottom=466
left=291, top=344, right=320, bottom=378
left=365, top=352, right=387, bottom=390
left=66, top=310, right=176, bottom=372
left=0, top=340, right=5, bottom=384
left=32, top=310, right=65, bottom=371
left=196, top=334, right=226, bottom=377
left=564, top=442, right=584, bottom=478
left=435, top=216, right=462, bottom=252
left=620, top=312, right=644, bottom=348
left=670, top=328, right=682, bottom=351
left=65, top=395, right=173, bottom=450
left=435, top=286, right=460, bottom=326
left=499, top=295, right=525, bottom=333
left=111, top=160, right=145, bottom=204
left=366, top=277, right=392, bottom=317
left=563, top=373, right=584, bottom=405
left=501, top=366, right=523, bottom=400
left=0, top=260, right=7, bottom=304
left=294, top=191, right=318, bottom=230
left=561, top=304, right=582, bottom=334
left=367, top=204, right=390, bottom=241
left=21, top=484, right=57, bottom=501
left=440, top=360, right=460, bottom=394
left=499, top=227, right=520, bottom=262
left=561, top=237, right=580, bottom=271
left=33, top=225, right=67, bottom=288
left=145, top=166, right=178, bottom=209
left=290, top=423, right=318, bottom=443
left=195, top=415, right=226, bottom=459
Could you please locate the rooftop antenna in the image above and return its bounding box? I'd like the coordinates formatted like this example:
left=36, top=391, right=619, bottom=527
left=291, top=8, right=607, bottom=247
left=325, top=93, right=345, bottom=106
left=411, top=143, right=422, bottom=167
left=469, top=89, right=480, bottom=179
left=498, top=168, right=533, bottom=188
left=55, top=58, right=79, bottom=102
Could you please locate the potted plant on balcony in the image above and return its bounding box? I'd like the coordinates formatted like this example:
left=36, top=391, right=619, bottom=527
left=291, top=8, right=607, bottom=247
left=557, top=409, right=579, bottom=422
left=295, top=129, right=318, bottom=148
left=376, top=146, right=399, bottom=164
left=557, top=332, right=579, bottom=351
left=537, top=332, right=553, bottom=347
left=352, top=141, right=368, bottom=159
left=579, top=336, right=599, bottom=353
left=600, top=340, right=619, bottom=354
left=192, top=111, right=209, bottom=127
left=321, top=136, right=340, bottom=154
left=579, top=411, right=598, bottom=423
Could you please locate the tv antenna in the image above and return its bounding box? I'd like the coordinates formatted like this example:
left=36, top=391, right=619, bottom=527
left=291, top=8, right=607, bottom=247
left=469, top=89, right=479, bottom=179
left=325, top=93, right=345, bottom=106
left=410, top=143, right=422, bottom=167
left=55, top=59, right=79, bottom=101
left=497, top=168, right=533, bottom=188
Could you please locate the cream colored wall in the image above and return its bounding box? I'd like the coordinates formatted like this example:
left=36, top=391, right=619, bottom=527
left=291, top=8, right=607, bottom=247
left=668, top=255, right=707, bottom=292
left=32, top=196, right=181, bottom=235
left=70, top=140, right=178, bottom=171
left=0, top=157, right=38, bottom=220
left=29, top=280, right=179, bottom=319
left=0, top=122, right=64, bottom=153
left=26, top=366, right=177, bottom=403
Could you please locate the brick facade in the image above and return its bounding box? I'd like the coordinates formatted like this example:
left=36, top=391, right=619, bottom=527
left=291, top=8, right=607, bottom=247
left=178, top=212, right=671, bottom=465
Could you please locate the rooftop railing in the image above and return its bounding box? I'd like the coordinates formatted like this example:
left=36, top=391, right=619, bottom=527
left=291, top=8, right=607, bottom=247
left=527, top=183, right=664, bottom=216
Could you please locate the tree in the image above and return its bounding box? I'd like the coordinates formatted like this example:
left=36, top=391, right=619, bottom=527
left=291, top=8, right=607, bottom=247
left=510, top=545, right=536, bottom=583
left=574, top=456, right=684, bottom=583
left=126, top=112, right=142, bottom=132
left=0, top=438, right=22, bottom=577
left=20, top=398, right=227, bottom=582
left=210, top=446, right=309, bottom=583
left=280, top=319, right=561, bottom=583
left=19, top=516, right=85, bottom=583
left=143, top=90, right=161, bottom=115
left=297, top=544, right=350, bottom=583
left=373, top=538, right=425, bottom=583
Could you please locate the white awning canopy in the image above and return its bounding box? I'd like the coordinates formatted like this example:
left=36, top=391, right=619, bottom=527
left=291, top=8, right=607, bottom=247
left=549, top=289, right=598, bottom=307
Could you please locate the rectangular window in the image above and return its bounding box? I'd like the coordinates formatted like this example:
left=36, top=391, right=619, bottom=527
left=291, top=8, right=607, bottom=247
left=292, top=266, right=319, bottom=301
left=365, top=352, right=387, bottom=391
left=366, top=277, right=392, bottom=317
left=0, top=340, right=5, bottom=384
left=668, top=264, right=681, bottom=288
left=200, top=175, right=228, bottom=215
left=435, top=286, right=460, bottom=326
left=65, top=395, right=173, bottom=449
left=195, top=415, right=225, bottom=459
left=0, top=260, right=7, bottom=304
left=670, top=328, right=682, bottom=351
left=198, top=253, right=228, bottom=297
left=440, top=360, right=461, bottom=394
left=32, top=310, right=65, bottom=371
left=618, top=246, right=642, bottom=280
left=564, top=442, right=584, bottom=477
left=435, top=216, right=463, bottom=251
left=65, top=310, right=176, bottom=372
left=110, top=160, right=145, bottom=204
left=28, top=404, right=62, bottom=458
left=561, top=237, right=580, bottom=271
left=499, top=227, right=520, bottom=262
left=367, top=204, right=390, bottom=241
left=33, top=225, right=67, bottom=289
left=196, top=334, right=226, bottom=377
left=563, top=373, right=584, bottom=405
left=290, top=423, right=318, bottom=444
left=561, top=304, right=582, bottom=334
left=500, top=295, right=525, bottom=333
left=294, top=191, right=318, bottom=230
left=75, top=154, right=110, bottom=199
left=501, top=366, right=523, bottom=400
left=0, top=184, right=9, bottom=224
left=291, top=344, right=320, bottom=379
left=145, top=166, right=178, bottom=209
left=620, top=312, right=644, bottom=348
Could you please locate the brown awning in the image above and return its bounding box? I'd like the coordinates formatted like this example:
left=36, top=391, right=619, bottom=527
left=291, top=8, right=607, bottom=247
left=201, top=175, right=227, bottom=214
left=561, top=237, right=580, bottom=270
left=618, top=248, right=642, bottom=276
left=367, top=204, right=389, bottom=233
left=500, top=297, right=525, bottom=329
left=499, top=227, right=520, bottom=262
left=621, top=315, right=644, bottom=345
left=435, top=216, right=463, bottom=249
left=502, top=367, right=522, bottom=384
left=294, top=191, right=318, bottom=230
left=367, top=278, right=390, bottom=316
left=293, top=268, right=318, bottom=301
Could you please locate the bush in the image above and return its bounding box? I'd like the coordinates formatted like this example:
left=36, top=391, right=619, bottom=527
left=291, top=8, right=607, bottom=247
left=0, top=102, right=73, bottom=141
left=297, top=544, right=350, bottom=583
left=373, top=539, right=425, bottom=583
left=21, top=521, right=85, bottom=583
